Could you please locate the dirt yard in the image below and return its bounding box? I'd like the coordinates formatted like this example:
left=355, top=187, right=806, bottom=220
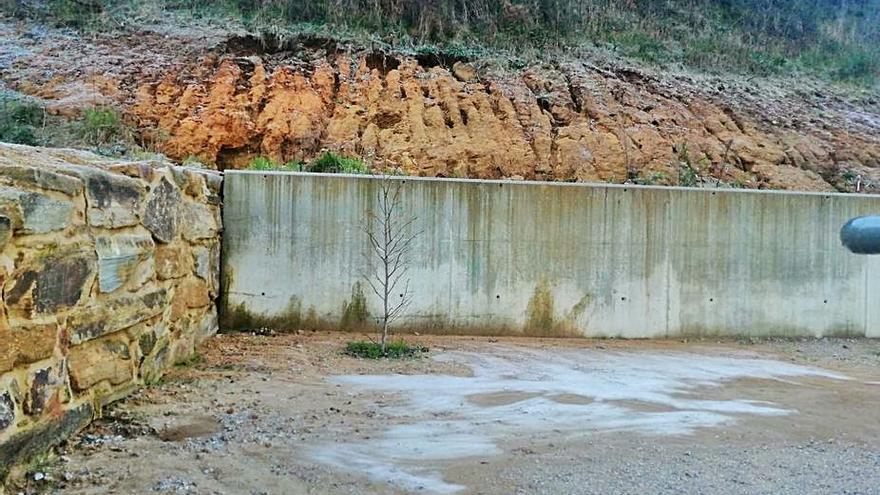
left=9, top=332, right=880, bottom=495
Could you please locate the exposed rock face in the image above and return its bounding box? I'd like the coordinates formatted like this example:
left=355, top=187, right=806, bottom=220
left=130, top=51, right=880, bottom=192
left=0, top=143, right=222, bottom=479
left=1, top=24, right=878, bottom=192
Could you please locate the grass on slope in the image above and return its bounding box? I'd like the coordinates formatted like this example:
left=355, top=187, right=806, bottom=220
left=3, top=0, right=878, bottom=85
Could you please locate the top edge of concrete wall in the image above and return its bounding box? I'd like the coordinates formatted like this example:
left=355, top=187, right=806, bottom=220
left=224, top=170, right=880, bottom=201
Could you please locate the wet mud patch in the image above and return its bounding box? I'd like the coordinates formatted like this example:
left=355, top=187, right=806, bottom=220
left=29, top=334, right=880, bottom=495
left=608, top=399, right=680, bottom=413
left=549, top=393, right=594, bottom=405
left=467, top=391, right=541, bottom=407
left=308, top=346, right=847, bottom=494
left=156, top=415, right=222, bottom=442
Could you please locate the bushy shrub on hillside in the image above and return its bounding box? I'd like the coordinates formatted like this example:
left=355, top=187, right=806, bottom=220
left=247, top=156, right=304, bottom=171
left=80, top=107, right=124, bottom=147
left=0, top=96, right=43, bottom=146
left=309, top=152, right=368, bottom=174
left=246, top=153, right=368, bottom=173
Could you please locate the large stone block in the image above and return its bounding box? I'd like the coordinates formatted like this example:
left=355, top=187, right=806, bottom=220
left=0, top=186, right=74, bottom=234
left=0, top=215, right=11, bottom=250
left=106, top=161, right=157, bottom=182
left=130, top=256, right=155, bottom=290
left=68, top=337, right=132, bottom=391
left=95, top=234, right=155, bottom=293
left=0, top=402, right=93, bottom=480
left=0, top=324, right=57, bottom=373
left=139, top=339, right=170, bottom=384
left=143, top=176, right=181, bottom=243
left=53, top=164, right=145, bottom=228
left=67, top=288, right=168, bottom=345
left=193, top=245, right=212, bottom=282
left=170, top=167, right=209, bottom=198
left=170, top=277, right=211, bottom=320
left=170, top=332, right=196, bottom=365
left=0, top=164, right=84, bottom=196
left=4, top=252, right=95, bottom=315
left=180, top=201, right=219, bottom=241
left=203, top=171, right=223, bottom=195
left=24, top=361, right=67, bottom=416
left=195, top=306, right=219, bottom=345
left=0, top=392, right=14, bottom=433
left=135, top=325, right=157, bottom=358
left=155, top=243, right=190, bottom=280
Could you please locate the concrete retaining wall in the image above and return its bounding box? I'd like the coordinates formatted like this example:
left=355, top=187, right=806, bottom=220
left=0, top=144, right=222, bottom=480
left=222, top=171, right=880, bottom=338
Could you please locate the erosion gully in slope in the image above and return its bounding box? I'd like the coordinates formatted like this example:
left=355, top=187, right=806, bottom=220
left=1, top=21, right=879, bottom=192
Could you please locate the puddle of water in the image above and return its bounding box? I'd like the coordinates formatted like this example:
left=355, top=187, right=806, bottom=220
left=467, top=391, right=541, bottom=407
left=548, top=393, right=595, bottom=405
left=308, top=346, right=845, bottom=494
left=156, top=416, right=221, bottom=442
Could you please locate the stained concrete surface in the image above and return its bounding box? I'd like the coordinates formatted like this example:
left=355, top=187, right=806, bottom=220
left=223, top=172, right=880, bottom=338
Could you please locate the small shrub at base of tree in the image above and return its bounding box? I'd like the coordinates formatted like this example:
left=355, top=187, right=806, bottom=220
left=344, top=340, right=426, bottom=359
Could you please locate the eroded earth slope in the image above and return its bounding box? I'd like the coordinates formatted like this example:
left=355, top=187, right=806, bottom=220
left=1, top=21, right=880, bottom=191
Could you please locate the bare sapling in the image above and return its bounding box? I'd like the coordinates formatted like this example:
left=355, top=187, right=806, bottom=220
left=362, top=176, right=421, bottom=354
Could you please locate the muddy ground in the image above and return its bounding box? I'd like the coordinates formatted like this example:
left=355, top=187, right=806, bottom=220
left=8, top=332, right=880, bottom=495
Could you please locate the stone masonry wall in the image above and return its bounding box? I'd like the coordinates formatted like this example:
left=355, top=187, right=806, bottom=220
left=0, top=143, right=222, bottom=480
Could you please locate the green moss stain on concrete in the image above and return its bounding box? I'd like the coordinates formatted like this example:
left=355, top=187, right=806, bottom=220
left=340, top=281, right=370, bottom=331
left=525, top=280, right=556, bottom=336
left=221, top=296, right=304, bottom=332
left=523, top=281, right=590, bottom=337
left=558, top=293, right=593, bottom=335
left=304, top=305, right=320, bottom=331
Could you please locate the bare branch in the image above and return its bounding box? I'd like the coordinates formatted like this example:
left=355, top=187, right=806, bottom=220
left=359, top=175, right=421, bottom=353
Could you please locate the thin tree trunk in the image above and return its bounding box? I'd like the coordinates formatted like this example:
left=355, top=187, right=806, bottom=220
left=363, top=176, right=420, bottom=357
left=382, top=191, right=391, bottom=354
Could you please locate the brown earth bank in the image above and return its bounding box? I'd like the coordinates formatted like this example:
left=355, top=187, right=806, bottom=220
left=3, top=332, right=879, bottom=494
left=1, top=20, right=880, bottom=192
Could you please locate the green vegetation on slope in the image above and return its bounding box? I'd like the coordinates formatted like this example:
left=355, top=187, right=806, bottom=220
left=0, top=95, right=43, bottom=146
left=4, top=0, right=879, bottom=84
left=0, top=92, right=138, bottom=154
left=246, top=152, right=369, bottom=174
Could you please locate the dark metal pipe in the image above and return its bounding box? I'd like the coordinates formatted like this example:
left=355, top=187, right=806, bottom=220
left=841, top=216, right=880, bottom=255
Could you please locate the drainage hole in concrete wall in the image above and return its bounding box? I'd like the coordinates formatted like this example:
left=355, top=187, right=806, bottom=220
left=621, top=297, right=626, bottom=301
left=709, top=298, right=714, bottom=302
